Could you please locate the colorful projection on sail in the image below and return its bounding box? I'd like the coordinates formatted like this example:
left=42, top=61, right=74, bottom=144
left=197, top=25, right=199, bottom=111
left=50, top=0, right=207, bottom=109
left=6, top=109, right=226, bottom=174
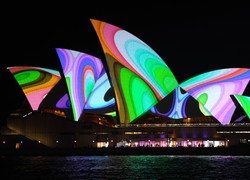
left=233, top=94, right=250, bottom=119
left=84, top=72, right=117, bottom=117
left=56, top=48, right=116, bottom=122
left=90, top=19, right=179, bottom=124
left=179, top=68, right=250, bottom=125
left=151, top=86, right=209, bottom=119
left=7, top=66, right=61, bottom=111
left=56, top=94, right=71, bottom=109
left=38, top=79, right=71, bottom=110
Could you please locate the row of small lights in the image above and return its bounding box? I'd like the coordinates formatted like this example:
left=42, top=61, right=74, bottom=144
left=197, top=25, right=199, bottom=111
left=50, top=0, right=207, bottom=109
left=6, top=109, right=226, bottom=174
left=2, top=140, right=77, bottom=144
left=2, top=139, right=228, bottom=144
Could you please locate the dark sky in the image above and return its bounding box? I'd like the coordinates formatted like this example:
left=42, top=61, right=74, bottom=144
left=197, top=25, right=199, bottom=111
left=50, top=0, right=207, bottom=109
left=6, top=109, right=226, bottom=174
left=2, top=2, right=250, bottom=114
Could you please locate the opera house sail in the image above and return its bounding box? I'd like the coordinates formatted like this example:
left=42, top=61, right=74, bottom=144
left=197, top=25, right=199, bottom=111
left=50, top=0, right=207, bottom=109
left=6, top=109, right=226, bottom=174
left=231, top=94, right=250, bottom=120
left=7, top=66, right=61, bottom=111
left=90, top=19, right=179, bottom=124
left=56, top=48, right=116, bottom=122
left=179, top=68, right=250, bottom=125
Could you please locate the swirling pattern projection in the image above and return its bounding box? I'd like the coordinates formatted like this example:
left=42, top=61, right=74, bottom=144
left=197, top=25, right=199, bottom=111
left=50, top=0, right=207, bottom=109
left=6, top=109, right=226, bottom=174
left=56, top=93, right=71, bottom=108
left=151, top=86, right=208, bottom=119
left=56, top=48, right=115, bottom=121
left=84, top=72, right=117, bottom=117
left=7, top=66, right=61, bottom=111
left=91, top=19, right=178, bottom=123
left=179, top=68, right=250, bottom=125
left=37, top=78, right=71, bottom=111
left=233, top=94, right=250, bottom=119
left=85, top=73, right=115, bottom=109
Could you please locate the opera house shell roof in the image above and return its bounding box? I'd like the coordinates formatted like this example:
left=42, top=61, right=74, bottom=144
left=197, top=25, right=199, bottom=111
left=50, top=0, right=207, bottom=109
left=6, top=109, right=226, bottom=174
left=6, top=19, right=250, bottom=127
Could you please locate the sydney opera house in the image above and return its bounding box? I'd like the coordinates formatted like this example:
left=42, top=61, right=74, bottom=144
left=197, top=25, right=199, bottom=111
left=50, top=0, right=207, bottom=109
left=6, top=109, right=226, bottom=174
left=1, top=19, right=250, bottom=150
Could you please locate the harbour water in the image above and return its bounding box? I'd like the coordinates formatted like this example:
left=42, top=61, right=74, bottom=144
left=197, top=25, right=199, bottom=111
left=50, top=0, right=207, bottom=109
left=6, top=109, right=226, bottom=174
left=1, top=155, right=250, bottom=179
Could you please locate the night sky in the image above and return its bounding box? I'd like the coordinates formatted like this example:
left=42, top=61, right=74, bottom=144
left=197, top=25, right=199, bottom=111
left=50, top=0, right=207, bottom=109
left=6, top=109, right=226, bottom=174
left=2, top=2, right=250, bottom=115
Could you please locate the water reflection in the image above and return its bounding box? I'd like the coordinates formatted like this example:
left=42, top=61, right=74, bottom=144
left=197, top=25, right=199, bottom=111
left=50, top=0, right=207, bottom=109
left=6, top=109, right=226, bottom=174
left=1, top=155, right=250, bottom=179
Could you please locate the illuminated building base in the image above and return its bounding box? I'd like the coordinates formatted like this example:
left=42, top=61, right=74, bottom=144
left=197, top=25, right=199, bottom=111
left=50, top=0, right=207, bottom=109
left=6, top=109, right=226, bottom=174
left=2, top=111, right=250, bottom=150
